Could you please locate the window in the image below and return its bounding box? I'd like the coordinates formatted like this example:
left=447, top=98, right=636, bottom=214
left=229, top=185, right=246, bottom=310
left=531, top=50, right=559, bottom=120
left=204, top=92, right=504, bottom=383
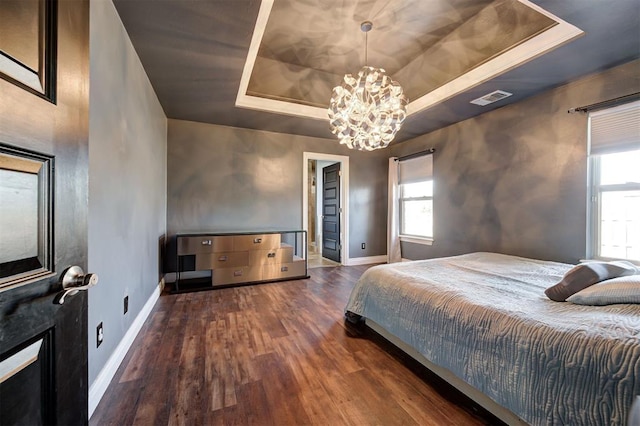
left=400, top=180, right=433, bottom=238
left=588, top=100, right=640, bottom=262
left=397, top=153, right=433, bottom=243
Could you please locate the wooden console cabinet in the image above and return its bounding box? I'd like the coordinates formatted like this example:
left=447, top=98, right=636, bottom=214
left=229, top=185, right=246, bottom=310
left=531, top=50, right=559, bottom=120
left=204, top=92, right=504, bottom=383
left=175, top=230, right=307, bottom=292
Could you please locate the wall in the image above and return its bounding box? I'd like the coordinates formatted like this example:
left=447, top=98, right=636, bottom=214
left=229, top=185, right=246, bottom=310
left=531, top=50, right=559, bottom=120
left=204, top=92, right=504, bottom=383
left=88, top=0, right=167, bottom=385
left=166, top=119, right=387, bottom=266
left=392, top=59, right=640, bottom=264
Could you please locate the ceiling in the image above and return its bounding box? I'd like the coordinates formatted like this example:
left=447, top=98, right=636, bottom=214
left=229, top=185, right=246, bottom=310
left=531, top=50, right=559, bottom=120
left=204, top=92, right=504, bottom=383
left=112, top=0, right=640, bottom=144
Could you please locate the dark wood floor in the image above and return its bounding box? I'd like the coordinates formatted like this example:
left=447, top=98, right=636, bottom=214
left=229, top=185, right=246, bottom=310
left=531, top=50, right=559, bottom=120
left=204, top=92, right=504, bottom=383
left=90, top=265, right=499, bottom=425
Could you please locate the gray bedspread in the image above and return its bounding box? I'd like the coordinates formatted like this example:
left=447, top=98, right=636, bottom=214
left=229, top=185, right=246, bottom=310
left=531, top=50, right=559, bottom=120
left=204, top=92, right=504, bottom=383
left=345, top=252, right=640, bottom=425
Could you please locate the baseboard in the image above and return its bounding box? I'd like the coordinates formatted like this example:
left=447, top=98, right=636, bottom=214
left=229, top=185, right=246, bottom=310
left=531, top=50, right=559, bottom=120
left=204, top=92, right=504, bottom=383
left=346, top=255, right=387, bottom=266
left=88, top=281, right=162, bottom=417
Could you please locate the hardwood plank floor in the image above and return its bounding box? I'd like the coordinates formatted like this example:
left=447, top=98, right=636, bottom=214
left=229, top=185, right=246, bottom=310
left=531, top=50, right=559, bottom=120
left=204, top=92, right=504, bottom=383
left=90, top=265, right=502, bottom=425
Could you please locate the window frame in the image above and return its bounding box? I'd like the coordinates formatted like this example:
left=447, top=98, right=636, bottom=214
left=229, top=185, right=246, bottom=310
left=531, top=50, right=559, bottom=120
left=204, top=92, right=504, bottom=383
left=398, top=179, right=434, bottom=245
left=587, top=150, right=640, bottom=263
left=586, top=100, right=640, bottom=264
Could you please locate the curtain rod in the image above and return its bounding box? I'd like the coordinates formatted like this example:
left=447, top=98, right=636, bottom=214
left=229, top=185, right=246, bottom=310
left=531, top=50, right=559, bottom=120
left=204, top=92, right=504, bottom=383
left=568, top=92, right=640, bottom=114
left=395, top=148, right=435, bottom=162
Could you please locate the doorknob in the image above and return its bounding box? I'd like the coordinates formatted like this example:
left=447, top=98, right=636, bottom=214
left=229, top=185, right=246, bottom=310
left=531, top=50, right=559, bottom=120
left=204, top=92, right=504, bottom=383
left=55, top=266, right=98, bottom=305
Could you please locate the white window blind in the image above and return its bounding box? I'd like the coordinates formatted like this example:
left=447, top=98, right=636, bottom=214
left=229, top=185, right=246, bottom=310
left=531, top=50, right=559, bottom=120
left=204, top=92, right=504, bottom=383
left=587, top=99, right=640, bottom=261
left=589, top=100, right=640, bottom=155
left=399, top=154, right=433, bottom=184
left=398, top=154, right=434, bottom=241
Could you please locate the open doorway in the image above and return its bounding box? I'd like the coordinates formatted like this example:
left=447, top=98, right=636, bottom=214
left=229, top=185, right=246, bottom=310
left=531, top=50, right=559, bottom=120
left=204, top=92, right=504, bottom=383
left=303, top=152, right=349, bottom=267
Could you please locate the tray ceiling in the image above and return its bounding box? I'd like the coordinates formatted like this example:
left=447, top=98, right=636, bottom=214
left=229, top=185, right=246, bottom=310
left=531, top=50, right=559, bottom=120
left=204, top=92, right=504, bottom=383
left=247, top=0, right=556, bottom=108
left=112, top=0, right=640, bottom=143
left=237, top=0, right=580, bottom=120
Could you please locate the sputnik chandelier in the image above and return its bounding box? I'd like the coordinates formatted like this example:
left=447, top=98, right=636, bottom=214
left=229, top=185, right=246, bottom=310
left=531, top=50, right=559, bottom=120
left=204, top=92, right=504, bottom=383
left=328, top=21, right=408, bottom=151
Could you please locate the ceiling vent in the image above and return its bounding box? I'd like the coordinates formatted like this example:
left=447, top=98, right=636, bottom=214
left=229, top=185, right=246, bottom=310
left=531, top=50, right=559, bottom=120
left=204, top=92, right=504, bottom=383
left=470, top=90, right=513, bottom=106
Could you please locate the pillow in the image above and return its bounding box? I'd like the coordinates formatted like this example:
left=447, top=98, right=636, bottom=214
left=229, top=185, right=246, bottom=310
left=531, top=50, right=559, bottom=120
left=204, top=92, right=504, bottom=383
left=629, top=396, right=640, bottom=426
left=545, top=261, right=638, bottom=302
left=567, top=275, right=640, bottom=305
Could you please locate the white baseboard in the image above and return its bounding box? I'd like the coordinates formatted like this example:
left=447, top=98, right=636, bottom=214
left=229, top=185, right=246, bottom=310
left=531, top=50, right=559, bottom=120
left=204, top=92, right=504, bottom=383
left=88, top=282, right=161, bottom=417
left=346, top=255, right=387, bottom=266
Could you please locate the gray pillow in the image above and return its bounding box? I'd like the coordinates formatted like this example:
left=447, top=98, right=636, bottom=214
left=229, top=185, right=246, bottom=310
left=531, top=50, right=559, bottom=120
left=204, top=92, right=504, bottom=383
left=567, top=275, right=640, bottom=305
left=545, top=261, right=638, bottom=302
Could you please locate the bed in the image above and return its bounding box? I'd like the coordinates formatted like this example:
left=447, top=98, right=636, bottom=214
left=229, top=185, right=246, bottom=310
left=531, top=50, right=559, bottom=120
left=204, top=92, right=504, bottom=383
left=344, top=252, right=640, bottom=425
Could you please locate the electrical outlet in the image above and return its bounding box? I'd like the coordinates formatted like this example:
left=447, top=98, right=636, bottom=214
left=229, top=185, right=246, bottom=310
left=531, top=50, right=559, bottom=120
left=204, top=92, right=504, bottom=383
left=96, top=322, right=104, bottom=348
left=361, top=243, right=366, bottom=250
left=124, top=295, right=129, bottom=315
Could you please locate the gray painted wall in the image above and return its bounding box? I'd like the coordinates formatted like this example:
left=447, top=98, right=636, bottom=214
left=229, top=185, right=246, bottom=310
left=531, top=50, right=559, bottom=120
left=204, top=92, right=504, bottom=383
left=88, top=0, right=167, bottom=384
left=166, top=119, right=388, bottom=267
left=392, top=59, right=640, bottom=264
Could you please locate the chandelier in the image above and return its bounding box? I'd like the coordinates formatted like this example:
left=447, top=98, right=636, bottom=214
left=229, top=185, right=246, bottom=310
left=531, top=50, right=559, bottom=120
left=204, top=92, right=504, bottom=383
left=328, top=21, right=408, bottom=151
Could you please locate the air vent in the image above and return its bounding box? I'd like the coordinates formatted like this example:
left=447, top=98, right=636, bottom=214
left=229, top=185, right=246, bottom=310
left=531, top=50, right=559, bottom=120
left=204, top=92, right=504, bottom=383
left=470, top=90, right=513, bottom=106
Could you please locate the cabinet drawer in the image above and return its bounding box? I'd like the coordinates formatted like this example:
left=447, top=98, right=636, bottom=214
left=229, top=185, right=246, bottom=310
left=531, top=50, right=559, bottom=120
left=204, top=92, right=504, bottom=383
left=178, top=235, right=234, bottom=255
left=233, top=234, right=281, bottom=251
left=212, top=266, right=261, bottom=286
left=262, top=260, right=306, bottom=281
left=248, top=245, right=294, bottom=266
left=196, top=251, right=249, bottom=270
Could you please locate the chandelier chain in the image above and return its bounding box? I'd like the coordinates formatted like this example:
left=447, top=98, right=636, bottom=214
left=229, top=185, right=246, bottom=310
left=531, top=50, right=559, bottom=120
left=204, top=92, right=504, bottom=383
left=365, top=31, right=368, bottom=66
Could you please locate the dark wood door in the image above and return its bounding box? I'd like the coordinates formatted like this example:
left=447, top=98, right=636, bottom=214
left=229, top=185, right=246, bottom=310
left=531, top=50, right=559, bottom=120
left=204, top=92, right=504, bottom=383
left=322, top=163, right=341, bottom=263
left=0, top=0, right=90, bottom=424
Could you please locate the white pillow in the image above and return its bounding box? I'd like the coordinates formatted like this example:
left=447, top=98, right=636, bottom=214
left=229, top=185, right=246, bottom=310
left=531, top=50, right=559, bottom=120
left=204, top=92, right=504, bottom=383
left=566, top=275, right=640, bottom=305
left=545, top=261, right=638, bottom=302
left=630, top=396, right=640, bottom=426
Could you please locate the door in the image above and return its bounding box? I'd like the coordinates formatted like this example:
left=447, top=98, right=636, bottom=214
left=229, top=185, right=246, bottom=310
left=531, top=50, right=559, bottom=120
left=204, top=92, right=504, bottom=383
left=322, top=163, right=341, bottom=263
left=0, top=0, right=90, bottom=424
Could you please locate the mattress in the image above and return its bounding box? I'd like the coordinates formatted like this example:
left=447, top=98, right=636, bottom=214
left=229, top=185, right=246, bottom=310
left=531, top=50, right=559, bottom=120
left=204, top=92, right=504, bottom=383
left=345, top=252, right=640, bottom=425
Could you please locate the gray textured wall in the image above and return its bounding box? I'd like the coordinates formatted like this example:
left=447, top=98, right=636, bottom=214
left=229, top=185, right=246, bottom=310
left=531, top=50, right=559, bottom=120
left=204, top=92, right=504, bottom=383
left=88, top=0, right=167, bottom=384
left=166, top=119, right=388, bottom=267
left=392, top=59, right=640, bottom=264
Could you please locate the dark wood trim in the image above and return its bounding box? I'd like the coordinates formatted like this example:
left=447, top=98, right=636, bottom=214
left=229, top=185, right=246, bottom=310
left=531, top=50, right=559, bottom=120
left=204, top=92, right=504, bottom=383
left=0, top=143, right=55, bottom=291
left=0, top=257, right=43, bottom=278
left=0, top=0, right=58, bottom=103
left=0, top=0, right=89, bottom=424
left=0, top=328, right=55, bottom=425
left=43, top=0, right=58, bottom=103
left=41, top=328, right=55, bottom=425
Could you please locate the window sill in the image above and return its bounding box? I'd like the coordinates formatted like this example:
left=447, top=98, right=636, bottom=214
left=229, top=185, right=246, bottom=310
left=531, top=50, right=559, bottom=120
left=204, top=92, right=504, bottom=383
left=400, top=235, right=433, bottom=246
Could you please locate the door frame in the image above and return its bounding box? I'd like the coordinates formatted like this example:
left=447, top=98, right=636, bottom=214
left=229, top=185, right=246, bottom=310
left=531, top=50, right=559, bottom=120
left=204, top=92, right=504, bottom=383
left=302, top=152, right=349, bottom=265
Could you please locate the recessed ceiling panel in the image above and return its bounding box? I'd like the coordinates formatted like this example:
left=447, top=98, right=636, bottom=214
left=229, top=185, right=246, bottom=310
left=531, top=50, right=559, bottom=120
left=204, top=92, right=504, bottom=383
left=258, top=0, right=494, bottom=77
left=396, top=0, right=556, bottom=100
left=248, top=0, right=498, bottom=108
left=239, top=0, right=579, bottom=118
left=247, top=56, right=336, bottom=107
